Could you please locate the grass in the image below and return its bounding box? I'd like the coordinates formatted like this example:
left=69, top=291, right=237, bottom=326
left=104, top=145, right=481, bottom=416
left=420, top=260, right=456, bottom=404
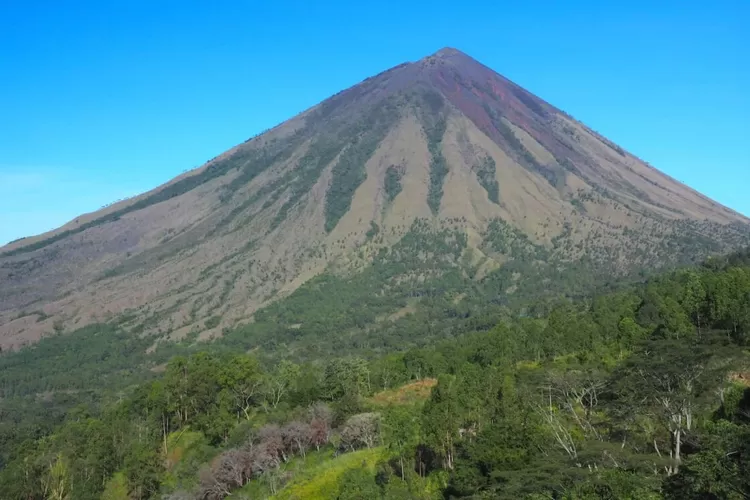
left=234, top=449, right=335, bottom=499
left=237, top=445, right=445, bottom=500
left=270, top=447, right=386, bottom=500
left=369, top=379, right=437, bottom=407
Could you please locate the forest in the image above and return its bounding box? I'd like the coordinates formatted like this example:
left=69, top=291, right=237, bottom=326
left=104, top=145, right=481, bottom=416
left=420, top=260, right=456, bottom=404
left=1, top=249, right=750, bottom=499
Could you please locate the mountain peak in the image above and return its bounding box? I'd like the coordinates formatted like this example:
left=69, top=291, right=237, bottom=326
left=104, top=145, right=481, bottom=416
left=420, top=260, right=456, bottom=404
left=418, top=46, right=478, bottom=69
left=432, top=46, right=465, bottom=58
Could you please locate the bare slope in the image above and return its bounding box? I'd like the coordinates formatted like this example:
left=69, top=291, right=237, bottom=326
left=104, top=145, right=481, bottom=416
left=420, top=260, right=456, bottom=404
left=1, top=48, right=747, bottom=349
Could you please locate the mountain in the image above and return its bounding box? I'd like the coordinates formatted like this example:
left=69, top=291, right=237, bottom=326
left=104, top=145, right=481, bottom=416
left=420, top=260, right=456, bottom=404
left=1, top=47, right=748, bottom=351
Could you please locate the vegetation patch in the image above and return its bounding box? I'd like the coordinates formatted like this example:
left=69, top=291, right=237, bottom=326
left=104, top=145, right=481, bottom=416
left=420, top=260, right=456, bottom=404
left=426, top=125, right=448, bottom=215
left=483, top=104, right=564, bottom=188
left=265, top=98, right=402, bottom=233
left=366, top=221, right=380, bottom=240
left=414, top=90, right=450, bottom=215
left=370, top=378, right=437, bottom=407
left=324, top=103, right=399, bottom=232
left=483, top=219, right=545, bottom=258
left=383, top=164, right=404, bottom=202
left=204, top=315, right=221, bottom=329
left=270, top=136, right=344, bottom=231
left=220, top=219, right=471, bottom=356
left=272, top=447, right=385, bottom=500
left=474, top=155, right=500, bottom=204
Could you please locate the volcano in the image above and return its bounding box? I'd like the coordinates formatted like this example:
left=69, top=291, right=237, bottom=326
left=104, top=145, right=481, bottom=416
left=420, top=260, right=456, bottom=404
left=1, top=47, right=747, bottom=350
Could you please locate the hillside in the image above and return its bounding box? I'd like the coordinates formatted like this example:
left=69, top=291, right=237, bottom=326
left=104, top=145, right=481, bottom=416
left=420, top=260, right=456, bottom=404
left=1, top=47, right=748, bottom=349
left=3, top=249, right=750, bottom=499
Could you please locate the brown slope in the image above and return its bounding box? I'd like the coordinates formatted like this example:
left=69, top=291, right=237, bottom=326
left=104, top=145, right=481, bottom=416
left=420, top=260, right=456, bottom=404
left=411, top=48, right=742, bottom=224
left=0, top=48, right=747, bottom=349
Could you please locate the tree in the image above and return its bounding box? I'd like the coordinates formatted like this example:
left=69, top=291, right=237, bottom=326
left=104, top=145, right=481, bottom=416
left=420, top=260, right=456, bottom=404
left=708, top=268, right=750, bottom=343
left=258, top=424, right=288, bottom=463
left=657, top=296, right=695, bottom=340
left=308, top=403, right=333, bottom=450
left=465, top=323, right=515, bottom=367
left=41, top=453, right=71, bottom=500
left=336, top=468, right=380, bottom=499
left=371, top=354, right=408, bottom=391
left=680, top=271, right=707, bottom=334
left=216, top=449, right=253, bottom=489
left=124, top=444, right=162, bottom=500
left=162, top=352, right=225, bottom=435
left=422, top=374, right=460, bottom=470
left=198, top=464, right=232, bottom=500
left=249, top=440, right=283, bottom=475
left=663, top=422, right=750, bottom=499
left=198, top=448, right=253, bottom=500
left=263, top=360, right=300, bottom=410
left=383, top=406, right=420, bottom=479
left=282, top=421, right=312, bottom=458
left=101, top=472, right=129, bottom=500
left=260, top=463, right=288, bottom=496
left=609, top=337, right=735, bottom=474
left=323, top=358, right=370, bottom=400
left=341, top=413, right=381, bottom=451
left=219, top=355, right=263, bottom=420
left=548, top=366, right=607, bottom=441
left=617, top=316, right=647, bottom=351
left=163, top=356, right=191, bottom=426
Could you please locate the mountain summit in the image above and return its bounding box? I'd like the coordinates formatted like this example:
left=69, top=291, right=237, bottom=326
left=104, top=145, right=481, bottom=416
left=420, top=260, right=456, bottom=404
left=1, top=48, right=748, bottom=349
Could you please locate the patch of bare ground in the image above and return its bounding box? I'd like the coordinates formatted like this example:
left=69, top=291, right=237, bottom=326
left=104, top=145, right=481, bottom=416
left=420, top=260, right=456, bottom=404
left=381, top=113, right=434, bottom=233
left=729, top=372, right=750, bottom=387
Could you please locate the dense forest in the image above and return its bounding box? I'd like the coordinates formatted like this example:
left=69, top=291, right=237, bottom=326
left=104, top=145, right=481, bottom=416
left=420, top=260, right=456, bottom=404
left=2, top=249, right=750, bottom=499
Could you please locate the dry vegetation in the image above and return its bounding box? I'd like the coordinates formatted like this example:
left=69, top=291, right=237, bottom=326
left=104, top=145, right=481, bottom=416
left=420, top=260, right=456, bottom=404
left=370, top=378, right=438, bottom=407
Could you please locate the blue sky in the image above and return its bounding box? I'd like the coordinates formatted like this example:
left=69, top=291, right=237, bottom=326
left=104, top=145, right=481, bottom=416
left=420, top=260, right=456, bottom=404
left=1, top=0, right=748, bottom=246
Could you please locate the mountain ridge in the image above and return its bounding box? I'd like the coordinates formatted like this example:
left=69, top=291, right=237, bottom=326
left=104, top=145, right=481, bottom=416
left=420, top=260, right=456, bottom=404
left=1, top=47, right=748, bottom=350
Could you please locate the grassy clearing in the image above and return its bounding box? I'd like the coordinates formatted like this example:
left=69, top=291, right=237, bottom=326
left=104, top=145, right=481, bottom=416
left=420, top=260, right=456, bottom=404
left=270, top=447, right=386, bottom=500
left=369, top=378, right=437, bottom=407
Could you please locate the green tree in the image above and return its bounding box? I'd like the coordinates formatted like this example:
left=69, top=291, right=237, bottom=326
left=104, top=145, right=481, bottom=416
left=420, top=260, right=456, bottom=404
left=101, top=472, right=129, bottom=500
left=124, top=444, right=162, bottom=500
left=323, top=358, right=370, bottom=400
left=663, top=422, right=750, bottom=499
left=263, top=360, right=301, bottom=410
left=680, top=270, right=707, bottom=334
left=219, top=355, right=263, bottom=420
left=610, top=337, right=736, bottom=474
left=336, top=468, right=381, bottom=499
left=41, top=453, right=71, bottom=500
left=383, top=406, right=420, bottom=479
left=422, top=374, right=460, bottom=470
left=617, top=316, right=646, bottom=351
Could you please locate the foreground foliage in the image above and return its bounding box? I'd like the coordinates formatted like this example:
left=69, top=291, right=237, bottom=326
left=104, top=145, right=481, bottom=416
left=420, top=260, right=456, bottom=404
left=2, top=250, right=750, bottom=498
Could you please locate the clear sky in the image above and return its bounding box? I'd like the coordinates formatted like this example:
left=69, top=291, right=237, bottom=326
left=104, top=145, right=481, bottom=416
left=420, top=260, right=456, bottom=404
left=1, top=0, right=748, bottom=246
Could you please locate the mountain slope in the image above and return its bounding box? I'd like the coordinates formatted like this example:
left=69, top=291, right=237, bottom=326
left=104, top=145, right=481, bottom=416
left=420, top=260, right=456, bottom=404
left=1, top=47, right=748, bottom=349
